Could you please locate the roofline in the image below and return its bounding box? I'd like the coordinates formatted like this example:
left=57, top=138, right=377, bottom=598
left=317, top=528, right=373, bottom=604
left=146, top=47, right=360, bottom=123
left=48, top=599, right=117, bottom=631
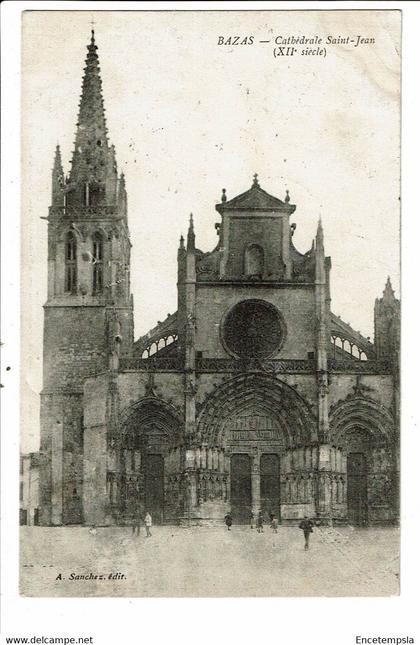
left=216, top=204, right=296, bottom=214
left=215, top=184, right=296, bottom=214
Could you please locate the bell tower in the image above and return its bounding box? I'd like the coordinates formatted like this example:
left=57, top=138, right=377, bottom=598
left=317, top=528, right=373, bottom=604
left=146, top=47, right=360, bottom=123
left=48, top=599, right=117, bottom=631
left=39, top=31, right=134, bottom=525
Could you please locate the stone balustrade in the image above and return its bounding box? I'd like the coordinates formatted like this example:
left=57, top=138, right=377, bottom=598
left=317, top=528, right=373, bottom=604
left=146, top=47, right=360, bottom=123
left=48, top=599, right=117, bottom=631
left=328, top=359, right=392, bottom=373
left=49, top=205, right=120, bottom=217
left=119, top=356, right=183, bottom=371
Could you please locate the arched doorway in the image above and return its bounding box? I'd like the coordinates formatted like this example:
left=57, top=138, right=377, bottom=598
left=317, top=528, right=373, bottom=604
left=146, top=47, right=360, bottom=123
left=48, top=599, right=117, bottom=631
left=119, top=398, right=182, bottom=524
left=223, top=403, right=285, bottom=523
left=197, top=374, right=315, bottom=523
left=330, top=396, right=396, bottom=526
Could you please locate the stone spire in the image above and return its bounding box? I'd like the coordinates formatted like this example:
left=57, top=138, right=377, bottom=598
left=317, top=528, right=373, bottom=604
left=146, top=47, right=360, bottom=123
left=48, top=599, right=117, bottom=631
left=383, top=276, right=396, bottom=303
left=374, top=277, right=400, bottom=362
left=51, top=144, right=64, bottom=206
left=316, top=218, right=324, bottom=253
left=117, top=172, right=127, bottom=216
left=315, top=218, right=326, bottom=284
left=67, top=30, right=118, bottom=208
left=187, top=213, right=195, bottom=251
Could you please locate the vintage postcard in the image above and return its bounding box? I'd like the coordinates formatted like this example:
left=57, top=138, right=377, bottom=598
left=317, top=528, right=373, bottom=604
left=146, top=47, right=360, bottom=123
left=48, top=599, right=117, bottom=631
left=19, top=9, right=400, bottom=598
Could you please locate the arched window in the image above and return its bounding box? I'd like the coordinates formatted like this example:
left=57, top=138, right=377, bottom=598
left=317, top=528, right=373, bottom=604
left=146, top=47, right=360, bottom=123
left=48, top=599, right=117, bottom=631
left=65, top=231, right=77, bottom=293
left=92, top=232, right=104, bottom=294
left=343, top=339, right=352, bottom=356
left=244, top=244, right=264, bottom=277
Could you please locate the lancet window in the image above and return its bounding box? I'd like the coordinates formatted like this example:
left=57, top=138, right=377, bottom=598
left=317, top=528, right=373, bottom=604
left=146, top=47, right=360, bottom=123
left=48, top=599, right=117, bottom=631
left=92, top=232, right=104, bottom=294
left=65, top=231, right=77, bottom=293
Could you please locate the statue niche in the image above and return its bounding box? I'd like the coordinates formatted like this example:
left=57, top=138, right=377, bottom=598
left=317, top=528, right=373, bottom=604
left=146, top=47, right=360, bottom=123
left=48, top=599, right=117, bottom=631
left=244, top=243, right=264, bottom=278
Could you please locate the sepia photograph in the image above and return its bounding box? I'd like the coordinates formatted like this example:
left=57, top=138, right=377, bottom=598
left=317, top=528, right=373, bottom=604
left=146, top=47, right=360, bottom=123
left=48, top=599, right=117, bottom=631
left=18, top=9, right=401, bottom=598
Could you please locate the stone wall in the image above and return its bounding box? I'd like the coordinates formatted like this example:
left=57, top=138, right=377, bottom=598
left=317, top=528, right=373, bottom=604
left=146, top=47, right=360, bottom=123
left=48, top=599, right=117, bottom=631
left=83, top=373, right=109, bottom=525
left=39, top=393, right=84, bottom=525
left=195, top=285, right=316, bottom=360
left=78, top=356, right=397, bottom=526
left=43, top=306, right=108, bottom=390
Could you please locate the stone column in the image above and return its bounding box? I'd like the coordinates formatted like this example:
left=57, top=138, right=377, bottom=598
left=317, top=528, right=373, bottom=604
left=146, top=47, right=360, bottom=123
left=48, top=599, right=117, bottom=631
left=314, top=444, right=348, bottom=524
left=251, top=451, right=261, bottom=514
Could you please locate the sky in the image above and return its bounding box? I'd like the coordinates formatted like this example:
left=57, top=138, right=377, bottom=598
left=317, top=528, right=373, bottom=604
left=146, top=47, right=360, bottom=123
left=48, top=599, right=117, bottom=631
left=21, top=10, right=400, bottom=452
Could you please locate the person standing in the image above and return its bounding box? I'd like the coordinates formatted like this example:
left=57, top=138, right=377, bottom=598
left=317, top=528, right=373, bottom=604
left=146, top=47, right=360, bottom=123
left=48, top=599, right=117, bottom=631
left=257, top=511, right=264, bottom=533
left=250, top=511, right=255, bottom=529
left=299, top=516, right=314, bottom=550
left=144, top=511, right=152, bottom=537
left=271, top=516, right=279, bottom=534
left=224, top=512, right=233, bottom=531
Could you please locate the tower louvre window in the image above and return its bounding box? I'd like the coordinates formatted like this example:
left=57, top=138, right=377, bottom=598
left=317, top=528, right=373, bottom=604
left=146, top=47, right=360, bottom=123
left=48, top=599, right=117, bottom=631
left=65, top=231, right=77, bottom=293
left=92, top=232, right=104, bottom=294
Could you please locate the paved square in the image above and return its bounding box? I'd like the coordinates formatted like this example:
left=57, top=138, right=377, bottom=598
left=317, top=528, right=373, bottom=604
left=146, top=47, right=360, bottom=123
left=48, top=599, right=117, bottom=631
left=20, top=525, right=399, bottom=597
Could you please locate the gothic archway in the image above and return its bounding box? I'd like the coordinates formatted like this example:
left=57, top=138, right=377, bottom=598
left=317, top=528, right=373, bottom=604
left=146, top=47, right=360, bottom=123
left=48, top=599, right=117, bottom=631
left=329, top=396, right=395, bottom=445
left=329, top=396, right=397, bottom=525
left=197, top=374, right=316, bottom=448
left=196, top=374, right=316, bottom=523
left=117, top=398, right=183, bottom=524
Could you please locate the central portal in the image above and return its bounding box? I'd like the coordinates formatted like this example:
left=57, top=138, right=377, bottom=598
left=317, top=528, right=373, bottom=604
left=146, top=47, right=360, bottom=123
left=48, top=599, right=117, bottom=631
left=230, top=454, right=252, bottom=524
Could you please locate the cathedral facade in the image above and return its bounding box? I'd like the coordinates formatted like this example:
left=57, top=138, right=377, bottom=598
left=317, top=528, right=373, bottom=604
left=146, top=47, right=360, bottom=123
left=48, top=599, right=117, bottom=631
left=39, top=32, right=400, bottom=527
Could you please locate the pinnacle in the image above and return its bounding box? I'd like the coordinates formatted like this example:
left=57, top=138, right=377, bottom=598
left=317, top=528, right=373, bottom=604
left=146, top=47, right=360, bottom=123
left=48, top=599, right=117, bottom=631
left=383, top=276, right=395, bottom=300
left=53, top=144, right=63, bottom=168
left=316, top=217, right=324, bottom=238
left=187, top=213, right=195, bottom=250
